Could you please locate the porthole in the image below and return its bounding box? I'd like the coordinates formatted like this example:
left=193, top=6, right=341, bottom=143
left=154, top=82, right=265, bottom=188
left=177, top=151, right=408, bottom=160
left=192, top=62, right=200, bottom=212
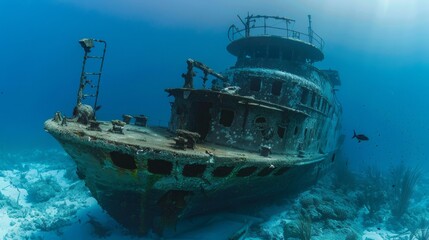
left=183, top=164, right=206, bottom=177
left=236, top=166, right=257, bottom=177
left=294, top=126, right=299, bottom=135
left=254, top=117, right=267, bottom=130
left=277, top=126, right=286, bottom=138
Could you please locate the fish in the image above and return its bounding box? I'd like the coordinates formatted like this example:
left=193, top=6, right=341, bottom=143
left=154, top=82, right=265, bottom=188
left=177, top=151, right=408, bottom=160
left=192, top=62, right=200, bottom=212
left=352, top=130, right=369, bottom=143
left=95, top=105, right=102, bottom=111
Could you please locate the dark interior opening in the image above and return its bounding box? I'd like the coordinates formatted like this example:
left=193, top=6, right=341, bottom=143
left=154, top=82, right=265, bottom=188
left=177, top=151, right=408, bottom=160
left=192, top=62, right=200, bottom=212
left=277, top=126, right=286, bottom=138
left=301, top=88, right=309, bottom=104
left=236, top=166, right=257, bottom=177
left=183, top=164, right=207, bottom=177
left=190, top=102, right=212, bottom=140
left=258, top=166, right=275, bottom=177
left=294, top=126, right=299, bottom=135
left=148, top=159, right=173, bottom=175
left=110, top=151, right=137, bottom=170
left=311, top=93, right=316, bottom=108
left=212, top=166, right=234, bottom=177
left=220, top=109, right=234, bottom=127
left=250, top=77, right=261, bottom=92
left=272, top=81, right=283, bottom=96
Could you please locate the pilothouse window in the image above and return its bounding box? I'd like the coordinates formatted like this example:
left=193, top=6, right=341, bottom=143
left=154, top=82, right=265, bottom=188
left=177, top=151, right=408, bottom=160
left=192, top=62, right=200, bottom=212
left=301, top=88, right=309, bottom=104
left=272, top=81, right=283, bottom=96
left=311, top=93, right=316, bottom=108
left=250, top=77, right=261, bottom=92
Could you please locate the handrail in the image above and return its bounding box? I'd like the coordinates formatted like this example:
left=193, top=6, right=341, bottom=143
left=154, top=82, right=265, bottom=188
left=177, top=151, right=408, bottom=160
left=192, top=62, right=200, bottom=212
left=228, top=14, right=324, bottom=51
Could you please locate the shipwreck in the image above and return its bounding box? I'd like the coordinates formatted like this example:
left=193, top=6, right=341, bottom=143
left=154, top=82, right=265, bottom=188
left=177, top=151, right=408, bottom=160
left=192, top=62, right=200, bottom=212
left=44, top=14, right=343, bottom=235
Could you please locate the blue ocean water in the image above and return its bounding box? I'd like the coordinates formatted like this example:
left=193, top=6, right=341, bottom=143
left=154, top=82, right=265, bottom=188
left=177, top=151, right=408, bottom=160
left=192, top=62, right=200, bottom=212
left=1, top=0, right=429, bottom=239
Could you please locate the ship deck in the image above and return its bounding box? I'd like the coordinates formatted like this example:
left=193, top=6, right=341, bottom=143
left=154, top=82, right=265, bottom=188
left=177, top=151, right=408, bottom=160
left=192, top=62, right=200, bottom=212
left=45, top=119, right=326, bottom=166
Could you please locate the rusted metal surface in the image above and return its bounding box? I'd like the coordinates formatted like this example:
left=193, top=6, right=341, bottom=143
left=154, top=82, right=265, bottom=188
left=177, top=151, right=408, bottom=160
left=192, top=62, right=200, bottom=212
left=44, top=14, right=343, bottom=236
left=45, top=118, right=333, bottom=234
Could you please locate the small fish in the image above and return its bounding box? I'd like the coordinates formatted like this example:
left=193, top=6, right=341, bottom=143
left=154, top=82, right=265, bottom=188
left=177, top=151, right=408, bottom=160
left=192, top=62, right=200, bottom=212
left=392, top=184, right=395, bottom=188
left=95, top=105, right=102, bottom=111
left=352, top=130, right=369, bottom=143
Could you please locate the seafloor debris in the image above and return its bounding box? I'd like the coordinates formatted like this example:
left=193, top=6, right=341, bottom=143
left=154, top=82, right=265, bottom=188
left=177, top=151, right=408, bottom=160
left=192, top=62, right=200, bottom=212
left=0, top=149, right=427, bottom=239
left=0, top=149, right=105, bottom=239
left=241, top=159, right=428, bottom=240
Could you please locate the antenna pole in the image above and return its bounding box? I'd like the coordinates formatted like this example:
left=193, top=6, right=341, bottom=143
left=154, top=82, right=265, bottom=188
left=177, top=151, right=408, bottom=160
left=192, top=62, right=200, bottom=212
left=245, top=13, right=251, bottom=37
left=308, top=15, right=313, bottom=44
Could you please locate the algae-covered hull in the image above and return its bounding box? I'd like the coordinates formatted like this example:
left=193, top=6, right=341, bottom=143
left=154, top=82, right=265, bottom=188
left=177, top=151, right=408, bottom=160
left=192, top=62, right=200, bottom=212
left=44, top=119, right=335, bottom=234
left=45, top=13, right=343, bottom=235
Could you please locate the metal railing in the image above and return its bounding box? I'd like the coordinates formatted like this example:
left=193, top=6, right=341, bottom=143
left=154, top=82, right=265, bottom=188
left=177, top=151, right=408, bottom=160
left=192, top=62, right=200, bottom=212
left=228, top=14, right=324, bottom=51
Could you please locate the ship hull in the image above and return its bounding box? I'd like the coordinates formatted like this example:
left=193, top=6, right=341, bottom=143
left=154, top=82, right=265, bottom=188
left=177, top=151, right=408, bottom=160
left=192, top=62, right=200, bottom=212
left=45, top=119, right=336, bottom=235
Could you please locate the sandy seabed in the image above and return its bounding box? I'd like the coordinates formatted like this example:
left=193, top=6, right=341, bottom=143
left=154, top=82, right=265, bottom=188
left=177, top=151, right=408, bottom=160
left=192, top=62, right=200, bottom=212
left=0, top=149, right=427, bottom=240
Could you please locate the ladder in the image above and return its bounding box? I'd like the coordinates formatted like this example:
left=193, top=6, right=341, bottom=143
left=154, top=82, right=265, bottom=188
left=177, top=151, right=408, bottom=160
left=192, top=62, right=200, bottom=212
left=76, top=38, right=107, bottom=119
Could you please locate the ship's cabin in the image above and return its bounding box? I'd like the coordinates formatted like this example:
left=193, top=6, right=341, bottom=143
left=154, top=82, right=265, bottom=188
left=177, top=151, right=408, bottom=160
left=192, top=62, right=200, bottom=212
left=166, top=15, right=342, bottom=157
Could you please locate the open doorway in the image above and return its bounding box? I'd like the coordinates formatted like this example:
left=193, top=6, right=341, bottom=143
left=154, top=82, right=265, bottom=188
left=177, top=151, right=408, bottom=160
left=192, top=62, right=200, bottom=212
left=190, top=102, right=212, bottom=140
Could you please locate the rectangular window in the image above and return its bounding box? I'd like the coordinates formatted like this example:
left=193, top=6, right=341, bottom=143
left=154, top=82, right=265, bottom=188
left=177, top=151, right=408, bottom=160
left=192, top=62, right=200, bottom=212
left=321, top=100, right=326, bottom=113
left=311, top=93, right=316, bottom=107
left=314, top=95, right=320, bottom=109
left=301, top=88, right=309, bottom=104
left=272, top=81, right=283, bottom=96
left=250, top=77, right=261, bottom=92
left=319, top=100, right=323, bottom=111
